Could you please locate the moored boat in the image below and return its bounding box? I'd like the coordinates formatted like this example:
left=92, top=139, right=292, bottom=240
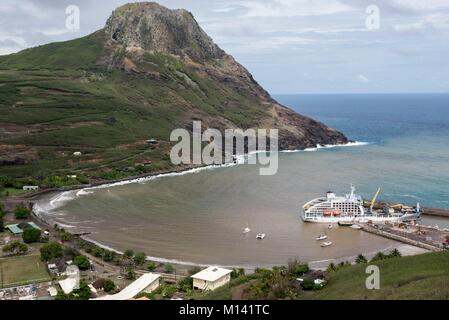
left=321, top=241, right=333, bottom=247
left=302, top=185, right=420, bottom=224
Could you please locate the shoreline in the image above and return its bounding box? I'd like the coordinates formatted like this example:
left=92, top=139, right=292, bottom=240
left=7, top=141, right=444, bottom=271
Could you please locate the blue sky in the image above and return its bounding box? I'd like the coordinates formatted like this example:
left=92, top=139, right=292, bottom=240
left=1, top=0, right=449, bottom=94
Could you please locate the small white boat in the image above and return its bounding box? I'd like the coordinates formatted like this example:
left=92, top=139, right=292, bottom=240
left=256, top=233, right=266, bottom=240
left=243, top=227, right=251, bottom=234
left=316, top=235, right=328, bottom=241
left=321, top=241, right=333, bottom=247
left=350, top=224, right=362, bottom=230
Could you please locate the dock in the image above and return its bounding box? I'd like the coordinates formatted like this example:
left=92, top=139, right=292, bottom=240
left=361, top=222, right=448, bottom=252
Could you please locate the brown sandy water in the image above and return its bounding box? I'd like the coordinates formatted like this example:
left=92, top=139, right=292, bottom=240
left=35, top=147, right=427, bottom=268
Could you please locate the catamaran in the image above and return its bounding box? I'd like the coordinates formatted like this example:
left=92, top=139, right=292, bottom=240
left=302, top=185, right=421, bottom=223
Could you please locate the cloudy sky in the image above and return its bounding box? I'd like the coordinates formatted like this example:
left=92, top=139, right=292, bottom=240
left=1, top=0, right=449, bottom=94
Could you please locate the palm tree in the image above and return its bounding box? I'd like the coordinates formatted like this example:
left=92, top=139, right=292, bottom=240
left=355, top=254, right=368, bottom=264
left=371, top=252, right=386, bottom=262
left=326, top=263, right=337, bottom=273
left=389, top=248, right=402, bottom=258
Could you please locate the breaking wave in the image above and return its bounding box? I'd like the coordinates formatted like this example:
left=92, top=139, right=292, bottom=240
left=281, top=141, right=370, bottom=153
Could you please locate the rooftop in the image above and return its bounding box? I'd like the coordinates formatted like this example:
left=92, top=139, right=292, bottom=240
left=93, top=273, right=160, bottom=300
left=191, top=266, right=232, bottom=282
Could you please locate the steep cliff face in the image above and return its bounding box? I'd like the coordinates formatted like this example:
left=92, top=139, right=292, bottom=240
left=0, top=2, right=348, bottom=179
left=99, top=2, right=347, bottom=149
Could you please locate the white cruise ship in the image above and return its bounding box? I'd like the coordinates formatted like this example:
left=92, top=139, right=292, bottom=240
left=302, top=186, right=420, bottom=223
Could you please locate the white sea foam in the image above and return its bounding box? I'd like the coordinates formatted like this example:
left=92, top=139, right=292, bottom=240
left=282, top=141, right=370, bottom=153
left=76, top=189, right=94, bottom=197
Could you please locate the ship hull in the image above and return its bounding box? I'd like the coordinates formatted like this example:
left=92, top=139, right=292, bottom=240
left=302, top=213, right=418, bottom=224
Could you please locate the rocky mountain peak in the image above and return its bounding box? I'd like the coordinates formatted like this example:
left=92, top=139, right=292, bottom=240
left=104, top=2, right=225, bottom=62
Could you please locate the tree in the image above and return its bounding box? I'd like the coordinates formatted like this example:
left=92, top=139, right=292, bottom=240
left=147, top=262, right=157, bottom=271
left=2, top=241, right=28, bottom=256
left=287, top=259, right=309, bottom=277
left=74, top=255, right=91, bottom=270
left=371, top=252, right=386, bottom=262
left=164, top=263, right=174, bottom=274
left=0, top=217, right=4, bottom=232
left=0, top=202, right=5, bottom=217
left=22, top=228, right=41, bottom=243
left=103, top=250, right=116, bottom=262
left=126, top=266, right=136, bottom=280
left=231, top=268, right=245, bottom=279
left=326, top=263, right=337, bottom=273
left=389, top=248, right=402, bottom=258
left=133, top=252, right=146, bottom=265
left=103, top=279, right=116, bottom=293
left=123, top=249, right=134, bottom=260
left=355, top=254, right=368, bottom=264
left=40, top=241, right=64, bottom=261
left=14, top=204, right=31, bottom=219
left=301, top=278, right=315, bottom=291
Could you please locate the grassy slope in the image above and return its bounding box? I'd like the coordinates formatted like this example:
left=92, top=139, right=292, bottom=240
left=0, top=32, right=268, bottom=181
left=304, top=251, right=449, bottom=300
left=202, top=251, right=449, bottom=300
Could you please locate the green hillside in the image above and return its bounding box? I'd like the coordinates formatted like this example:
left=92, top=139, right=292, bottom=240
left=0, top=33, right=267, bottom=185
left=202, top=251, right=449, bottom=300
left=0, top=2, right=348, bottom=189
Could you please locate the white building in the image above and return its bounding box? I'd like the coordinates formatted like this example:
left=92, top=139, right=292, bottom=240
left=23, top=186, right=39, bottom=191
left=92, top=273, right=160, bottom=300
left=191, top=266, right=232, bottom=291
left=73, top=152, right=82, bottom=156
left=59, top=278, right=78, bottom=294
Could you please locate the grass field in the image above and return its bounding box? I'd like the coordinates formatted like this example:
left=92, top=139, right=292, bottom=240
left=0, top=254, right=51, bottom=288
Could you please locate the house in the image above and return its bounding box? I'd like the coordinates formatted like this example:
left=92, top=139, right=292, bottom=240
left=5, top=222, right=40, bottom=235
left=5, top=224, right=23, bottom=235
left=92, top=273, right=160, bottom=300
left=47, top=287, right=58, bottom=297
left=67, top=175, right=77, bottom=179
left=73, top=152, right=82, bottom=156
left=191, top=266, right=232, bottom=291
left=59, top=278, right=78, bottom=294
left=23, top=186, right=39, bottom=191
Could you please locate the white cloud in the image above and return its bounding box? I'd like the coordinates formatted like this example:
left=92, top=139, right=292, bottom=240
left=394, top=13, right=449, bottom=31
left=393, top=0, right=449, bottom=11
left=356, top=74, right=370, bottom=83
left=212, top=7, right=238, bottom=13
left=239, top=0, right=354, bottom=18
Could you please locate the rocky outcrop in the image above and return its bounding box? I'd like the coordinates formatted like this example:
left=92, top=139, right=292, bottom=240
left=100, top=2, right=348, bottom=149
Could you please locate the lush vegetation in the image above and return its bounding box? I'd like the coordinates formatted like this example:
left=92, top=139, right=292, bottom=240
left=0, top=202, right=4, bottom=232
left=40, top=241, right=64, bottom=261
left=0, top=26, right=273, bottom=184
left=200, top=251, right=449, bottom=300
left=14, top=204, right=31, bottom=219
left=22, top=228, right=42, bottom=243
left=73, top=255, right=91, bottom=270
left=2, top=241, right=28, bottom=256
left=103, top=279, right=117, bottom=293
